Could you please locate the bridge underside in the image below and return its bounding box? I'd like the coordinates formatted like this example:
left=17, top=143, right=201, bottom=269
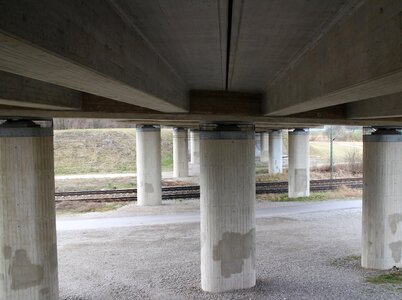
left=0, top=0, right=401, bottom=129
left=1, top=0, right=402, bottom=298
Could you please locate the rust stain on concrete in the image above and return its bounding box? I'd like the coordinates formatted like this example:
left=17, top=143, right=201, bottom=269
left=213, top=228, right=255, bottom=278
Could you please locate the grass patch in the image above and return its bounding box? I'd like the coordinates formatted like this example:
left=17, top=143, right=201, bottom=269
left=54, top=128, right=174, bottom=175
left=55, top=177, right=136, bottom=192
left=331, top=255, right=360, bottom=267
left=309, top=141, right=362, bottom=163
left=256, top=172, right=288, bottom=182
left=56, top=201, right=127, bottom=214
left=257, top=186, right=361, bottom=202
left=366, top=273, right=402, bottom=284
left=258, top=192, right=326, bottom=202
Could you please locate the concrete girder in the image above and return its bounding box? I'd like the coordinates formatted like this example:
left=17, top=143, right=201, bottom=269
left=0, top=71, right=81, bottom=110
left=347, top=92, right=402, bottom=119
left=264, top=0, right=402, bottom=116
left=0, top=0, right=187, bottom=113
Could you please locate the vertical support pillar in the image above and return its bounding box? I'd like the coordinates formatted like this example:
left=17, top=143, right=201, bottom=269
left=173, top=128, right=188, bottom=178
left=362, top=128, right=402, bottom=269
left=0, top=119, right=59, bottom=300
left=136, top=125, right=162, bottom=206
left=190, top=130, right=200, bottom=164
left=200, top=124, right=256, bottom=292
left=288, top=129, right=310, bottom=198
left=269, top=130, right=283, bottom=173
left=255, top=133, right=261, bottom=160
left=260, top=132, right=269, bottom=163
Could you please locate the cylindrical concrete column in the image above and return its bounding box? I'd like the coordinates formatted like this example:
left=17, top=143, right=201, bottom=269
left=190, top=130, right=200, bottom=164
left=0, top=120, right=59, bottom=300
left=288, top=129, right=310, bottom=198
left=362, top=128, right=402, bottom=270
left=200, top=124, right=256, bottom=292
left=260, top=132, right=269, bottom=163
left=173, top=128, right=189, bottom=178
left=269, top=130, right=283, bottom=173
left=136, top=125, right=162, bottom=206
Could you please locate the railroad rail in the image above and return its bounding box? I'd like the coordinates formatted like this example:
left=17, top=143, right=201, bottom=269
left=55, top=177, right=362, bottom=203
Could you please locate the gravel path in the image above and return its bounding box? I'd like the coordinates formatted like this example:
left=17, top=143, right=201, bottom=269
left=57, top=204, right=402, bottom=299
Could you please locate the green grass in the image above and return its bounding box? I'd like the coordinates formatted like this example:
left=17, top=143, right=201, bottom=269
left=54, top=128, right=173, bottom=175
left=366, top=273, right=402, bottom=284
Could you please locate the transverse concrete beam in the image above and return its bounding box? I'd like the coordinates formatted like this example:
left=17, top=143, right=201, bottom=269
left=264, top=0, right=402, bottom=116
left=0, top=0, right=187, bottom=113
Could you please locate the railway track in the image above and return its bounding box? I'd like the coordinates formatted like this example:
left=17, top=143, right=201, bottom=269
left=55, top=177, right=363, bottom=203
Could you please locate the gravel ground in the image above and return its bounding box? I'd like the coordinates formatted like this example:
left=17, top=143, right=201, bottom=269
left=57, top=204, right=402, bottom=299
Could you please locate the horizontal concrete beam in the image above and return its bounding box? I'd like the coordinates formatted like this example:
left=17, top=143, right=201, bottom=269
left=0, top=105, right=401, bottom=127
left=264, top=0, right=402, bottom=116
left=189, top=90, right=262, bottom=115
left=347, top=92, right=402, bottom=119
left=0, top=71, right=81, bottom=110
left=0, top=0, right=187, bottom=113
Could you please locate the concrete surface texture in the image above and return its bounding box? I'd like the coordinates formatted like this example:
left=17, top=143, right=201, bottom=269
left=0, top=123, right=58, bottom=300
left=200, top=128, right=256, bottom=292
left=56, top=200, right=402, bottom=299
left=288, top=129, right=310, bottom=198
left=135, top=125, right=162, bottom=206
left=173, top=128, right=189, bottom=178
left=190, top=130, right=200, bottom=164
left=1, top=1, right=402, bottom=127
left=362, top=130, right=402, bottom=269
left=269, top=130, right=283, bottom=174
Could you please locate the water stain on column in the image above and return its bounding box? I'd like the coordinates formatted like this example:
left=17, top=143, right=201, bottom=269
left=389, top=241, right=402, bottom=263
left=388, top=213, right=402, bottom=234
left=213, top=228, right=255, bottom=278
left=145, top=183, right=154, bottom=193
left=9, top=249, right=44, bottom=290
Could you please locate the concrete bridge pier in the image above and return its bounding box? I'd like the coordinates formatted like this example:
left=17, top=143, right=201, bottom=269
left=173, top=128, right=189, bottom=178
left=200, top=124, right=256, bottom=292
left=269, top=130, right=283, bottom=174
left=288, top=129, right=310, bottom=198
left=362, top=128, right=402, bottom=270
left=0, top=119, right=59, bottom=300
left=136, top=125, right=162, bottom=206
left=260, top=132, right=269, bottom=163
left=190, top=129, right=200, bottom=165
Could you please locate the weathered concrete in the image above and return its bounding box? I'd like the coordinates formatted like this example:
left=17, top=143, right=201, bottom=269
left=189, top=130, right=200, bottom=164
left=347, top=92, right=402, bottom=119
left=288, top=129, right=310, bottom=198
left=0, top=71, right=81, bottom=110
left=173, top=128, right=189, bottom=178
left=136, top=125, right=162, bottom=206
left=228, top=0, right=349, bottom=91
left=260, top=132, right=269, bottom=163
left=269, top=130, right=283, bottom=173
left=0, top=1, right=187, bottom=112
left=0, top=120, right=59, bottom=300
left=265, top=0, right=402, bottom=116
left=200, top=125, right=256, bottom=292
left=362, top=129, right=402, bottom=269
